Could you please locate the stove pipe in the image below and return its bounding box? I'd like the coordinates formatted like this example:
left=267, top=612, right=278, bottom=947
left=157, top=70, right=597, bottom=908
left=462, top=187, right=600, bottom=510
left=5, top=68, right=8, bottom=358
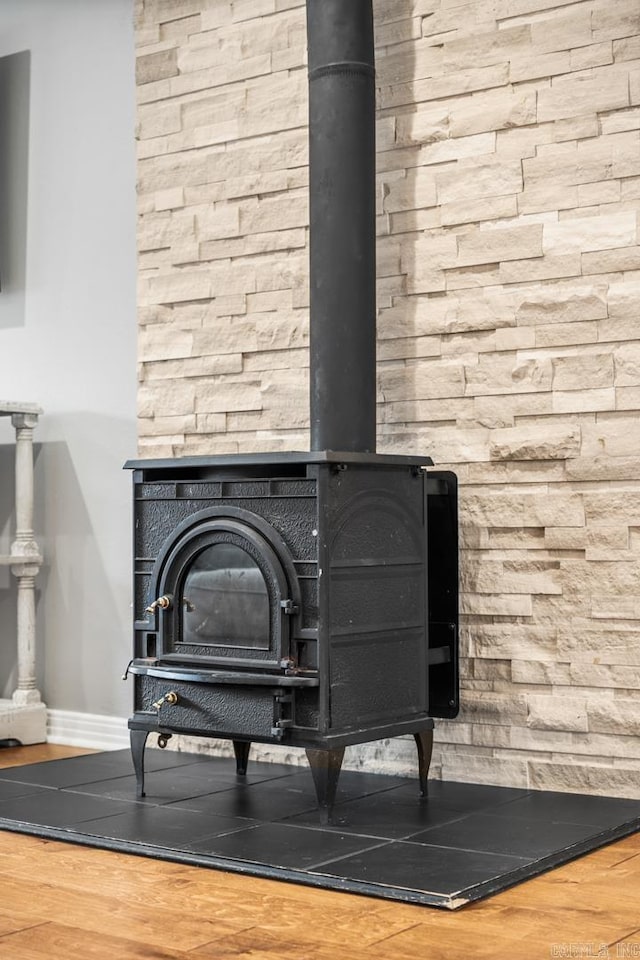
left=307, top=0, right=377, bottom=454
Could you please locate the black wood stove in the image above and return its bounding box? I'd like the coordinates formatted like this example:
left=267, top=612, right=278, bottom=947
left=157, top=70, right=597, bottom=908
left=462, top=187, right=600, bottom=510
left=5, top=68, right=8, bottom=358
left=125, top=0, right=459, bottom=823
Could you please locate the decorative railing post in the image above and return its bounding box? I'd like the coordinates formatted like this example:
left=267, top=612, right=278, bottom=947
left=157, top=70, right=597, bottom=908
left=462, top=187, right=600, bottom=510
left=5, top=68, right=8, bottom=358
left=11, top=411, right=40, bottom=559
left=0, top=402, right=46, bottom=744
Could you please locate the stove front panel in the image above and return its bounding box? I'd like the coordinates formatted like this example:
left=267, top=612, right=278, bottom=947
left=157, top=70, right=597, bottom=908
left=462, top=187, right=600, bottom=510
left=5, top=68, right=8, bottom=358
left=132, top=469, right=319, bottom=676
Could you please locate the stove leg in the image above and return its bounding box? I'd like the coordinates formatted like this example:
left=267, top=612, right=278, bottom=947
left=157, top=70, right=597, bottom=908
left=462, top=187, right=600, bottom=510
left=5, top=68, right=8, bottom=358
left=414, top=728, right=434, bottom=797
left=305, top=747, right=345, bottom=825
left=233, top=740, right=251, bottom=776
left=130, top=729, right=148, bottom=798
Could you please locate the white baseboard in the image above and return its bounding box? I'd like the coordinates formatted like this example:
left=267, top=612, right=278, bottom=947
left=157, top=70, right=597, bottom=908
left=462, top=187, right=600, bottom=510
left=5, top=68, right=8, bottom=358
left=46, top=709, right=129, bottom=751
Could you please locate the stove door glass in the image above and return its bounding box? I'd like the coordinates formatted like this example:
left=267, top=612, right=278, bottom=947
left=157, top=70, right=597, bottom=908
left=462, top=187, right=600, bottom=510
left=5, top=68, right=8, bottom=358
left=181, top=543, right=270, bottom=649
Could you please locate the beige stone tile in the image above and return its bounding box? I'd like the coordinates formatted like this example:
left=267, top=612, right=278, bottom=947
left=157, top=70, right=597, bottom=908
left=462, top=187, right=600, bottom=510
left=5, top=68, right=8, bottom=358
left=490, top=423, right=580, bottom=461
left=527, top=695, right=589, bottom=733
left=542, top=211, right=637, bottom=255
left=538, top=71, right=629, bottom=122
left=136, top=47, right=179, bottom=85
left=528, top=761, right=640, bottom=797
left=436, top=156, right=523, bottom=203
left=456, top=223, right=543, bottom=267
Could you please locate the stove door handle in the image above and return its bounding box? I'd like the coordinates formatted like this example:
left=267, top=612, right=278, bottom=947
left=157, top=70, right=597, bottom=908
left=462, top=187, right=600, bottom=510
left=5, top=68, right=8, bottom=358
left=152, top=691, right=179, bottom=711
left=146, top=594, right=173, bottom=614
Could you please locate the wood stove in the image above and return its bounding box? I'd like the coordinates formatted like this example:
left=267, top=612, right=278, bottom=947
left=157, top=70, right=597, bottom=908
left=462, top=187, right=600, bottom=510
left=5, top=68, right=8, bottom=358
left=125, top=0, right=459, bottom=822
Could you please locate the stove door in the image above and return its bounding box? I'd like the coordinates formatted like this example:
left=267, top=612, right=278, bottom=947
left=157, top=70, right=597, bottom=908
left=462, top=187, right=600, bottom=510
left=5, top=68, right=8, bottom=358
left=150, top=515, right=297, bottom=670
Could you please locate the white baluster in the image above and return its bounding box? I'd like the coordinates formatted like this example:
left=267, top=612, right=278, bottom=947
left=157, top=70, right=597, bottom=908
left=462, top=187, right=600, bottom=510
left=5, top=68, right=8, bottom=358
left=0, top=403, right=46, bottom=743
left=11, top=412, right=40, bottom=560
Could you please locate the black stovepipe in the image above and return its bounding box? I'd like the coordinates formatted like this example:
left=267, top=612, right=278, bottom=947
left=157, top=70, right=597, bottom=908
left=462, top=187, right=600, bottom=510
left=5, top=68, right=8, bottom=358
left=306, top=0, right=377, bottom=454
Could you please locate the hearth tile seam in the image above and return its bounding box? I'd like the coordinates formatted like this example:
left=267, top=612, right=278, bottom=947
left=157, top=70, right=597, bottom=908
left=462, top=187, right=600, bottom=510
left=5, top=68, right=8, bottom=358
left=302, top=837, right=401, bottom=872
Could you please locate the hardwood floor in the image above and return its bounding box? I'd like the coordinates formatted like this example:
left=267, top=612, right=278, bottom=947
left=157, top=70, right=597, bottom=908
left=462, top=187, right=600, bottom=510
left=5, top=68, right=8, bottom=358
left=0, top=745, right=638, bottom=959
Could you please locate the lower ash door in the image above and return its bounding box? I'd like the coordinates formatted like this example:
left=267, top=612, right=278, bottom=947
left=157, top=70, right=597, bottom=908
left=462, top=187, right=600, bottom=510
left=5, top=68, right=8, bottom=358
left=134, top=673, right=291, bottom=740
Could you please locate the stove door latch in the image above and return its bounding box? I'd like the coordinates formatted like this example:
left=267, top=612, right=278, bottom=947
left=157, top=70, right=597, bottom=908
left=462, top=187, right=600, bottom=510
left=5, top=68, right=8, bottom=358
left=280, top=599, right=298, bottom=615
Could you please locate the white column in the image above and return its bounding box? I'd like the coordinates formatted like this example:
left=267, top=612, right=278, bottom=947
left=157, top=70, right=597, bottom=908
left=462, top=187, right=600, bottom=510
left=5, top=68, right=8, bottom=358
left=11, top=563, right=42, bottom=706
left=10, top=412, right=43, bottom=705
left=11, top=412, right=40, bottom=560
left=0, top=404, right=46, bottom=743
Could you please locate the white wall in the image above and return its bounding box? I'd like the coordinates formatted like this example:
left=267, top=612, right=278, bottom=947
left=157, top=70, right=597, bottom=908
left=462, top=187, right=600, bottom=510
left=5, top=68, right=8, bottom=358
left=0, top=0, right=136, bottom=720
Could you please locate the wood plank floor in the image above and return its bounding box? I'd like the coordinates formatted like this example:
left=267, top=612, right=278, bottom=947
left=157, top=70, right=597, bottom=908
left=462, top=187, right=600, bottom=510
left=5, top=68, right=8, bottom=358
left=0, top=745, right=638, bottom=959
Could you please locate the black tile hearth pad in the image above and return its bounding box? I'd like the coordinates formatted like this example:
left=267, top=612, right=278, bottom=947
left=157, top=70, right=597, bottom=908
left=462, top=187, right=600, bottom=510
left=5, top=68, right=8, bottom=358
left=0, top=749, right=638, bottom=909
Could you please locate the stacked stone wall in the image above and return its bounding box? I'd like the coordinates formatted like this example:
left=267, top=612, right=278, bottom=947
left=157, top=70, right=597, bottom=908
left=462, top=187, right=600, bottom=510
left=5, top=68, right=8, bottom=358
left=135, top=0, right=640, bottom=795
